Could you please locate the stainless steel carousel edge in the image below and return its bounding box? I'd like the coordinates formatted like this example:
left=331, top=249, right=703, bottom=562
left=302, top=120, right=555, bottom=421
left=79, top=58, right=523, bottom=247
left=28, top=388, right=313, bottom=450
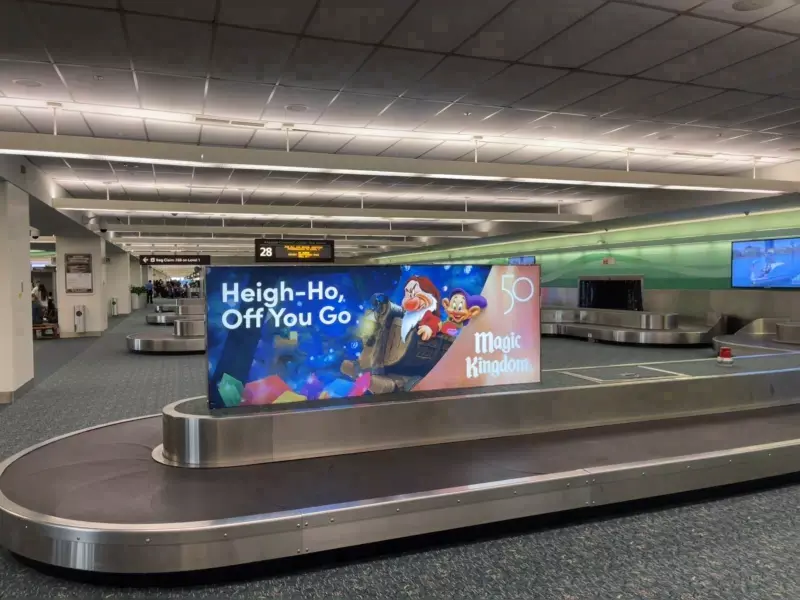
left=1, top=427, right=798, bottom=573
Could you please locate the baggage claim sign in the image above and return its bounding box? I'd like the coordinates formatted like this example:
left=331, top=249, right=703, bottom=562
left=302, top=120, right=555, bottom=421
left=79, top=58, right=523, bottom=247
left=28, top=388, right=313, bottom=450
left=205, top=264, right=541, bottom=410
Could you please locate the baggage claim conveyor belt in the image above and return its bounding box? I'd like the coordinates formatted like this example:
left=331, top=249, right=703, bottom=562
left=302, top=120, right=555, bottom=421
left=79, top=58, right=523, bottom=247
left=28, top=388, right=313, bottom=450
left=2, top=353, right=800, bottom=575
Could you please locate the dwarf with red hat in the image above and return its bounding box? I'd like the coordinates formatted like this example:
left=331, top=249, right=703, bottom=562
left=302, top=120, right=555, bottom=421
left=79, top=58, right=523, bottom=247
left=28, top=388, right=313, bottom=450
left=400, top=275, right=442, bottom=342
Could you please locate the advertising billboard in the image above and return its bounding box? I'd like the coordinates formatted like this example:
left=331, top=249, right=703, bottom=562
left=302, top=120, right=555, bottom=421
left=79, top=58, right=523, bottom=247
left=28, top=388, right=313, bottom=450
left=731, top=237, right=800, bottom=289
left=206, top=264, right=541, bottom=410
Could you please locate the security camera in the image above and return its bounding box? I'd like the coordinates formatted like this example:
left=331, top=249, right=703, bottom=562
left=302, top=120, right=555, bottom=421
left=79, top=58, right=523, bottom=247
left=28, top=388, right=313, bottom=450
left=744, top=211, right=751, bottom=217
left=100, top=227, right=108, bottom=233
left=29, top=227, right=40, bottom=240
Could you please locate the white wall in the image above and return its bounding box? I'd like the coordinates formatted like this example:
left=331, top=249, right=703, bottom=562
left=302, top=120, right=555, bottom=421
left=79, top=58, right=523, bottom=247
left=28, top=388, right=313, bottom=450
left=55, top=236, right=108, bottom=336
left=106, top=253, right=131, bottom=315
left=0, top=182, right=34, bottom=400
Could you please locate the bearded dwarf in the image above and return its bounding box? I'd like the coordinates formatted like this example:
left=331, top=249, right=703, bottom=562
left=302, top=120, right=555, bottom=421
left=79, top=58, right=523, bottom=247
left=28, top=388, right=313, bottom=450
left=400, top=275, right=442, bottom=342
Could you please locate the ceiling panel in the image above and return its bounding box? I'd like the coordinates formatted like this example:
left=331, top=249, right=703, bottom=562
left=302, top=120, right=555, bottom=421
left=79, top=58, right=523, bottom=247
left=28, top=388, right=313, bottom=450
left=317, top=93, right=391, bottom=127
left=345, top=48, right=441, bottom=96
left=458, top=0, right=604, bottom=60
left=367, top=98, right=448, bottom=130
left=642, top=28, right=794, bottom=82
left=742, top=107, right=800, bottom=131
left=293, top=132, right=353, bottom=153
left=204, top=80, right=273, bottom=120
left=248, top=129, right=306, bottom=150
left=210, top=27, right=295, bottom=84
left=614, top=84, right=722, bottom=118
left=83, top=114, right=147, bottom=139
left=562, top=150, right=623, bottom=168
left=0, top=107, right=34, bottom=133
left=598, top=121, right=665, bottom=144
left=757, top=4, right=800, bottom=34
left=126, top=15, right=213, bottom=78
left=379, top=139, right=441, bottom=158
left=514, top=72, right=623, bottom=110
left=694, top=41, right=800, bottom=92
left=0, top=1, right=48, bottom=62
left=468, top=109, right=542, bottom=135
left=460, top=142, right=521, bottom=162
left=533, top=148, right=598, bottom=166
left=587, top=16, right=736, bottom=75
left=658, top=90, right=768, bottom=124
left=419, top=141, right=475, bottom=160
left=385, top=0, right=514, bottom=52
left=0, top=62, right=71, bottom=101
left=524, top=2, right=672, bottom=68
left=137, top=73, right=206, bottom=113
left=337, top=136, right=401, bottom=155
left=416, top=103, right=500, bottom=133
left=199, top=125, right=254, bottom=147
left=493, top=146, right=558, bottom=164
left=21, top=107, right=93, bottom=136
left=404, top=56, right=505, bottom=102
left=218, top=0, right=318, bottom=34
left=631, top=0, right=705, bottom=9
left=58, top=66, right=139, bottom=108
left=121, top=0, right=217, bottom=20
left=144, top=120, right=201, bottom=144
left=565, top=78, right=675, bottom=115
left=27, top=3, right=130, bottom=69
left=279, top=39, right=373, bottom=90
left=508, top=112, right=613, bottom=141
left=306, top=0, right=415, bottom=43
left=464, top=65, right=567, bottom=107
left=705, top=96, right=800, bottom=126
left=690, top=0, right=796, bottom=23
left=261, top=87, right=338, bottom=124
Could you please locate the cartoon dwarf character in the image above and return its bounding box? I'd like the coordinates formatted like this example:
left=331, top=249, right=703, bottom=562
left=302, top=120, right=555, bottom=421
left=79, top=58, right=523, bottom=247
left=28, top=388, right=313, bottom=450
left=440, top=288, right=487, bottom=337
left=400, top=275, right=442, bottom=342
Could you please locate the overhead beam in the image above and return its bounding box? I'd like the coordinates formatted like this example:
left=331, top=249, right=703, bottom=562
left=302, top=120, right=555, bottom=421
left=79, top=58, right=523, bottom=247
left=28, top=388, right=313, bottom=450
left=115, top=236, right=422, bottom=248
left=102, top=224, right=482, bottom=238
left=3, top=132, right=797, bottom=193
left=53, top=198, right=589, bottom=224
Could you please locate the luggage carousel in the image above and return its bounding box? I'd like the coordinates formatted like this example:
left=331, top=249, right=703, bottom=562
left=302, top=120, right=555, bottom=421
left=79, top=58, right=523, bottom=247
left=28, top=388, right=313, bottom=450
left=128, top=318, right=206, bottom=354
left=713, top=318, right=800, bottom=356
left=541, top=307, right=722, bottom=345
left=1, top=355, right=799, bottom=574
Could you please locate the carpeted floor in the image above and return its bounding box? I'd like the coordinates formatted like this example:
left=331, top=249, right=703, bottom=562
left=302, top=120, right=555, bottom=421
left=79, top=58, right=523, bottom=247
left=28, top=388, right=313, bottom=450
left=0, top=311, right=798, bottom=599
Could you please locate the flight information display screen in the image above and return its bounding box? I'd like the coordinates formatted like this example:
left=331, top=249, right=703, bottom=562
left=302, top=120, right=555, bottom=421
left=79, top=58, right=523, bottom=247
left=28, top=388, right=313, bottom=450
left=731, top=237, right=800, bottom=288
left=254, top=239, right=335, bottom=263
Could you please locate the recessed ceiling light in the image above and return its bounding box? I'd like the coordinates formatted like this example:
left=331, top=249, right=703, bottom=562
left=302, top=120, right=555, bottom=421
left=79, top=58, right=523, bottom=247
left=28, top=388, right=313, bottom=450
left=12, top=79, right=42, bottom=88
left=285, top=104, right=308, bottom=113
left=657, top=134, right=674, bottom=141
left=534, top=125, right=556, bottom=131
left=732, top=0, right=774, bottom=11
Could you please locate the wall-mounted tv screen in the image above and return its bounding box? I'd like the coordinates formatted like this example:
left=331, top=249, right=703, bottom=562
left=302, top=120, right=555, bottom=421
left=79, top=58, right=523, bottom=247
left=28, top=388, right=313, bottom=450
left=731, top=238, right=800, bottom=289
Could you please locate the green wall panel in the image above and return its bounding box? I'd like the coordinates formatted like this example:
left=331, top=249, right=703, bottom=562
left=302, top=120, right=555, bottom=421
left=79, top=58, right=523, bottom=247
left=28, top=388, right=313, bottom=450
left=538, top=241, right=731, bottom=289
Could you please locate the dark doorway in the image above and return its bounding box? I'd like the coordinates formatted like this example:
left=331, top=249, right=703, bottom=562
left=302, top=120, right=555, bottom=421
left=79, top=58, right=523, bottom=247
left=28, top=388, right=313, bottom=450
left=579, top=278, right=643, bottom=312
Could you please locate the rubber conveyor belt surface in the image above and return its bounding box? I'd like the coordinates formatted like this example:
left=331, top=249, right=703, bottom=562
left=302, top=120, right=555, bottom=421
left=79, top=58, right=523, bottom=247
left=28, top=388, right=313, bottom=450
left=3, top=405, right=800, bottom=524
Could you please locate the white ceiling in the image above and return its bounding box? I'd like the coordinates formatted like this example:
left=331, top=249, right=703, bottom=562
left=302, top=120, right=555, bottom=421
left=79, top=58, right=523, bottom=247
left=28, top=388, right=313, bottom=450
left=1, top=0, right=800, bottom=174
left=6, top=0, right=800, bottom=256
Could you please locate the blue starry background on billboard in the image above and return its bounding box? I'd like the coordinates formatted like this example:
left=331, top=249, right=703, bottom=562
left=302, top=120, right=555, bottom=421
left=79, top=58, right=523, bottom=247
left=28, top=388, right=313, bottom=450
left=206, top=264, right=492, bottom=410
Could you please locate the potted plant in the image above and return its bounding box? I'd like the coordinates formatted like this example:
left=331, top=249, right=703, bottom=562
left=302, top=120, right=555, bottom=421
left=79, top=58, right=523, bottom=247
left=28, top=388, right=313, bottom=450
left=130, top=284, right=146, bottom=310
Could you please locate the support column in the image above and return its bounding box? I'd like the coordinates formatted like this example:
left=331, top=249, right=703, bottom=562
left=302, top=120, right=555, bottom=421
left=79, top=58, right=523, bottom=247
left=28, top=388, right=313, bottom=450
left=107, top=253, right=131, bottom=316
left=55, top=236, right=108, bottom=337
left=130, top=257, right=143, bottom=310
left=0, top=182, right=34, bottom=403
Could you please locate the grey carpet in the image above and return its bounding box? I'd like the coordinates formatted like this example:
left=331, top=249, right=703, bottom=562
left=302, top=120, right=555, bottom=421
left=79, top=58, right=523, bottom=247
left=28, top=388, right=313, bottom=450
left=0, top=314, right=797, bottom=599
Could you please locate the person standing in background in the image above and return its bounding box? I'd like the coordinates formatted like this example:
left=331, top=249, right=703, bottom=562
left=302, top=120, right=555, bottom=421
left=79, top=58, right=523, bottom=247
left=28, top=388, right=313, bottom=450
left=145, top=280, right=154, bottom=304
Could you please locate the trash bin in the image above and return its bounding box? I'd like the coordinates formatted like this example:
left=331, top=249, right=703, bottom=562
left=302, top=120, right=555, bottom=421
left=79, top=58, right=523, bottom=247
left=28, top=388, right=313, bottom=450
left=111, top=297, right=118, bottom=316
